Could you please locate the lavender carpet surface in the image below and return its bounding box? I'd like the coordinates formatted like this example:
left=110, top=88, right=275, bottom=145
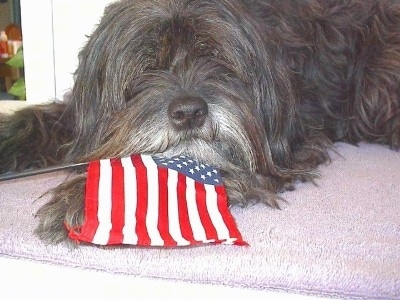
left=0, top=142, right=399, bottom=298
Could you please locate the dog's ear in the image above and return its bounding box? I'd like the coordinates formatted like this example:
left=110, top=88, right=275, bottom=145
left=218, top=1, right=299, bottom=173
left=254, top=49, right=300, bottom=170
left=65, top=1, right=145, bottom=161
left=65, top=32, right=116, bottom=161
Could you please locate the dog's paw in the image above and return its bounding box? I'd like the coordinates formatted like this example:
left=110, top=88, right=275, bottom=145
left=0, top=103, right=71, bottom=174
left=35, top=175, right=86, bottom=245
left=222, top=171, right=283, bottom=208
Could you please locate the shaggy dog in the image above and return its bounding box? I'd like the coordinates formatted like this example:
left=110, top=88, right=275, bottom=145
left=1, top=0, right=399, bottom=244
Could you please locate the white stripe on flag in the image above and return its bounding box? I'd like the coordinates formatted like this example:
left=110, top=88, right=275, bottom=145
left=141, top=155, right=164, bottom=246
left=185, top=177, right=207, bottom=242
left=204, top=184, right=231, bottom=242
left=167, top=169, right=190, bottom=246
left=121, top=156, right=138, bottom=244
left=92, top=159, right=113, bottom=245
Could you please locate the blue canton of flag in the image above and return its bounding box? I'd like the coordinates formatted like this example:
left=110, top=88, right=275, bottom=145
left=153, top=155, right=222, bottom=186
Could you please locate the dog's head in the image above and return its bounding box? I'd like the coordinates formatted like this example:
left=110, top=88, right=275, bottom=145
left=66, top=0, right=296, bottom=177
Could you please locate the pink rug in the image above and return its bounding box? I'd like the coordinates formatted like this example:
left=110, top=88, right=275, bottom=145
left=0, top=142, right=399, bottom=298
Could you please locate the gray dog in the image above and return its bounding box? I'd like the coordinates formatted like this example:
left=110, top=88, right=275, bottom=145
left=1, top=0, right=399, bottom=244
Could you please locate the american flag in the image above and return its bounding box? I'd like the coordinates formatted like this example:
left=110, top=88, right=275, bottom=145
left=68, top=154, right=247, bottom=247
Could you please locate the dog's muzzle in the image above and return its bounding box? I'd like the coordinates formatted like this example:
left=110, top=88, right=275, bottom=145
left=168, top=96, right=208, bottom=130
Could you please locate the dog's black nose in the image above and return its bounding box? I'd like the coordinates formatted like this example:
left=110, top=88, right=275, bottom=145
left=168, top=96, right=208, bottom=129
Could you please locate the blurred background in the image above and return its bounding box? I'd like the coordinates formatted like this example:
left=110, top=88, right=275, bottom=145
left=0, top=0, right=23, bottom=99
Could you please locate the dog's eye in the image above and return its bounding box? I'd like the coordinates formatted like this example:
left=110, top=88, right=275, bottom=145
left=210, top=48, right=219, bottom=58
left=196, top=42, right=208, bottom=56
left=196, top=42, right=219, bottom=58
left=198, top=42, right=207, bottom=51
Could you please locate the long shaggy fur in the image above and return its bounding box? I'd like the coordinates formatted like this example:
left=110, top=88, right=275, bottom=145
left=1, top=0, right=399, bottom=244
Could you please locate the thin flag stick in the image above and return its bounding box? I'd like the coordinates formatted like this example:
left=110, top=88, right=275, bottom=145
left=0, top=162, right=89, bottom=181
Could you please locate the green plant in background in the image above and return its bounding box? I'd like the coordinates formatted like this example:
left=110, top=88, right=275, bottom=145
left=6, top=47, right=25, bottom=100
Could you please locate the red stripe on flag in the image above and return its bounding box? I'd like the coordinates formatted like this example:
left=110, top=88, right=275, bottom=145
left=177, top=173, right=196, bottom=244
left=215, top=185, right=248, bottom=245
left=69, top=160, right=101, bottom=242
left=107, top=158, right=125, bottom=244
left=131, top=155, right=151, bottom=246
left=195, top=181, right=218, bottom=241
left=157, top=167, right=177, bottom=246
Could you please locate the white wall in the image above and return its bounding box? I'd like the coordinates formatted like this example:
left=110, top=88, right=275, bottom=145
left=20, top=0, right=115, bottom=104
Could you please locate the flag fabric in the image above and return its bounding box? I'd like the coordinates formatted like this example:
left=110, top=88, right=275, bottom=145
left=68, top=154, right=247, bottom=247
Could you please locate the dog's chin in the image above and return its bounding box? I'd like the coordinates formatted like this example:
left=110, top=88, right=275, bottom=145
left=144, top=120, right=260, bottom=174
left=162, top=138, right=235, bottom=168
left=135, top=127, right=254, bottom=175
